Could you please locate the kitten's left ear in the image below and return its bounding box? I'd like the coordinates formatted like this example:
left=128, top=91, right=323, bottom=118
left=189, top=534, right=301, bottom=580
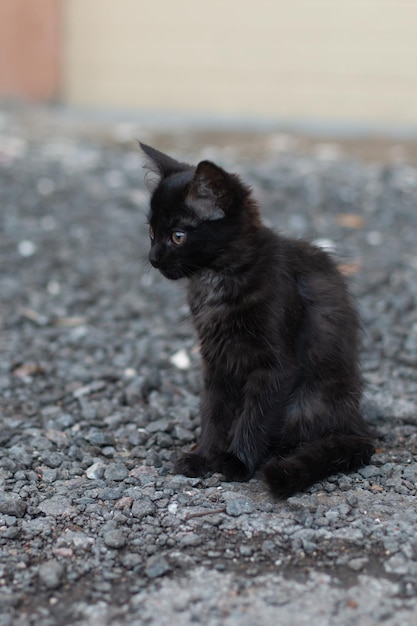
left=186, top=160, right=231, bottom=221
left=139, top=142, right=191, bottom=184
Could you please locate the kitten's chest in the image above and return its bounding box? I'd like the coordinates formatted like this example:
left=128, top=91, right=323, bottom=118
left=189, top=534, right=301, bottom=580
left=189, top=270, right=226, bottom=306
left=187, top=271, right=232, bottom=333
left=187, top=271, right=268, bottom=374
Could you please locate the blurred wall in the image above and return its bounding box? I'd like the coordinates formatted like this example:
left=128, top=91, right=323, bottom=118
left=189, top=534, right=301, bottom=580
left=62, top=0, right=417, bottom=125
left=0, top=0, right=60, bottom=100
left=2, top=0, right=416, bottom=126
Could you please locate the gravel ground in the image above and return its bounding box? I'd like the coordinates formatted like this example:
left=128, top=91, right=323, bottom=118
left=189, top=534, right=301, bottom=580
left=1, top=105, right=417, bottom=626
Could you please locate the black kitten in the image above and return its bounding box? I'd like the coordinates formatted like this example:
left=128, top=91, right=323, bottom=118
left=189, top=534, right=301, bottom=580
left=140, top=143, right=374, bottom=498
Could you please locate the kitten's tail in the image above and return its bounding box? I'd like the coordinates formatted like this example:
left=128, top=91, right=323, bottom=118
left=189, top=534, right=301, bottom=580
left=263, top=433, right=374, bottom=498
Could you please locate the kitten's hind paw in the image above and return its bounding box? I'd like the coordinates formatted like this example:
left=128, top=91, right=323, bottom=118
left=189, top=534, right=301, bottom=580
left=213, top=453, right=252, bottom=482
left=174, top=452, right=210, bottom=477
left=263, top=457, right=305, bottom=499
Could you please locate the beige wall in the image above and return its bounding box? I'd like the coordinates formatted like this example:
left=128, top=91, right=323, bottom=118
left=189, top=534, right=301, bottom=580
left=63, top=0, right=417, bottom=126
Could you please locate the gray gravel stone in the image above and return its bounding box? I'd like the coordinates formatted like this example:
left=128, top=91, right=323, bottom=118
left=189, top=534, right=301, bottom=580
left=402, top=466, right=417, bottom=484
left=0, top=491, right=27, bottom=518
left=178, top=533, right=203, bottom=547
left=173, top=425, right=195, bottom=443
left=84, top=431, right=115, bottom=446
left=224, top=494, right=255, bottom=516
left=86, top=461, right=106, bottom=479
left=146, top=418, right=172, bottom=434
left=145, top=554, right=171, bottom=579
left=99, top=487, right=124, bottom=500
left=104, top=462, right=129, bottom=481
left=131, top=497, right=157, bottom=519
left=57, top=529, right=95, bottom=550
left=38, top=560, right=65, bottom=589
left=358, top=465, right=382, bottom=479
left=103, top=529, right=127, bottom=549
left=43, top=452, right=65, bottom=468
left=38, top=496, right=74, bottom=517
left=348, top=557, right=369, bottom=572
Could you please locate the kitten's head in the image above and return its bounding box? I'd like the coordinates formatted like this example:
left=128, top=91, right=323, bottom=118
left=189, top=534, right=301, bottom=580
left=140, top=143, right=261, bottom=280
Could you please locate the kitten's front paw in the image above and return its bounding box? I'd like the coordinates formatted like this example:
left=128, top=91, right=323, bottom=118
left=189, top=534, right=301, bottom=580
left=214, top=453, right=252, bottom=482
left=174, top=452, right=210, bottom=477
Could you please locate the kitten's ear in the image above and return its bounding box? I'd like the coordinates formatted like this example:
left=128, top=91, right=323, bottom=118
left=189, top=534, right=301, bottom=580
left=186, top=160, right=231, bottom=221
left=139, top=142, right=190, bottom=184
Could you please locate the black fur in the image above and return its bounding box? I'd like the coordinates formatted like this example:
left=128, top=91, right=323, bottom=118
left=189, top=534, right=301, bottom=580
left=140, top=143, right=374, bottom=497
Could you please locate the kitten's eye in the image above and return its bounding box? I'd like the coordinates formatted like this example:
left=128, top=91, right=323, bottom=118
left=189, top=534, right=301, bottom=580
left=149, top=226, right=155, bottom=241
left=171, top=230, right=187, bottom=246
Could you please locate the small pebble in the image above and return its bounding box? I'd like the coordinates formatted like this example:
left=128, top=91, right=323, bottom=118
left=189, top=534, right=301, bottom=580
left=38, top=561, right=65, bottom=589
left=145, top=554, right=171, bottom=579
left=104, top=463, right=129, bottom=482
left=17, top=240, right=37, bottom=257
left=225, top=496, right=254, bottom=517
left=170, top=349, right=191, bottom=370
left=0, top=492, right=27, bottom=518
left=103, top=529, right=126, bottom=549
left=348, top=558, right=368, bottom=572
left=86, top=462, right=106, bottom=480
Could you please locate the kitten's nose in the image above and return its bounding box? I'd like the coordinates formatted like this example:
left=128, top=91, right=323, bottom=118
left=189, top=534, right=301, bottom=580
left=148, top=246, right=160, bottom=268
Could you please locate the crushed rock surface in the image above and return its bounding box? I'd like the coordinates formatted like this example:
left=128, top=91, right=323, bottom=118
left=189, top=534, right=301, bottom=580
left=1, top=105, right=417, bottom=626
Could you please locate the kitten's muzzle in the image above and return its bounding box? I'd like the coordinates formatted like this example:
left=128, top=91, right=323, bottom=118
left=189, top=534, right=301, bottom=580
left=148, top=246, right=161, bottom=269
left=148, top=246, right=185, bottom=279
